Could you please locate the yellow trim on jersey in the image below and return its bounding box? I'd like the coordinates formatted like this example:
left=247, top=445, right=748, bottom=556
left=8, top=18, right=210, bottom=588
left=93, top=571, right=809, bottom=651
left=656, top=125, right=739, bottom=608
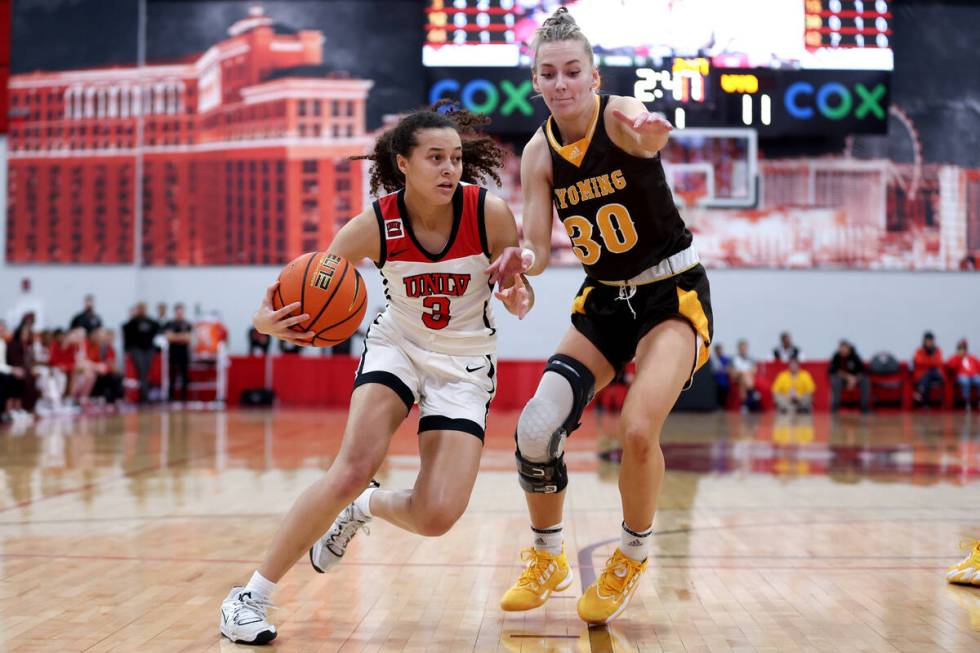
left=571, top=285, right=594, bottom=315
left=546, top=95, right=601, bottom=168
left=676, top=286, right=711, bottom=371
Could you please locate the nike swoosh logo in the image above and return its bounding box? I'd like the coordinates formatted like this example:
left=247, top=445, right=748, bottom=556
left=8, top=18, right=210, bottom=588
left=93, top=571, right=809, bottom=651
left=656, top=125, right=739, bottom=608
left=389, top=248, right=408, bottom=258
left=466, top=365, right=483, bottom=373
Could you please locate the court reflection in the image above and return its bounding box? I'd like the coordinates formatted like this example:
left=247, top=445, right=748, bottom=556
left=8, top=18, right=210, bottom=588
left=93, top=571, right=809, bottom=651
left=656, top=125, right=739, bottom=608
left=2, top=409, right=978, bottom=512
left=592, top=411, right=979, bottom=484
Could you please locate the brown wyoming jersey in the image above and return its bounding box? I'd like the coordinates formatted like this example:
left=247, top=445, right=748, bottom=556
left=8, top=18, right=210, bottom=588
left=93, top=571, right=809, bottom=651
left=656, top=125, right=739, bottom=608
left=544, top=95, right=693, bottom=281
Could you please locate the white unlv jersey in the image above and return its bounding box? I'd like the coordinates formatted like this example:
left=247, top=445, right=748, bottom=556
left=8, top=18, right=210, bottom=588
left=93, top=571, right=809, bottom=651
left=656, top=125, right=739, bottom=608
left=371, top=184, right=496, bottom=356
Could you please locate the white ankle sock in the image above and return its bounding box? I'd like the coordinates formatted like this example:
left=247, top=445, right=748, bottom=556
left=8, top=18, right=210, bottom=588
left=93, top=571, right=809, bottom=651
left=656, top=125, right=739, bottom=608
left=353, top=485, right=378, bottom=518
left=244, top=570, right=276, bottom=602
left=531, top=522, right=563, bottom=556
left=620, top=522, right=652, bottom=561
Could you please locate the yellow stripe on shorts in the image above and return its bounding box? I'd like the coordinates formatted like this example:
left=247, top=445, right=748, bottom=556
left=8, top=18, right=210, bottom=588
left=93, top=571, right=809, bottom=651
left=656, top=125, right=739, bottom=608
left=676, top=287, right=711, bottom=371
left=571, top=285, right=594, bottom=315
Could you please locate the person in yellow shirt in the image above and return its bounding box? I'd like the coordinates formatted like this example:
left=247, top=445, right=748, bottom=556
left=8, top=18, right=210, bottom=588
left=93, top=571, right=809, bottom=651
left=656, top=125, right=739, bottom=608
left=771, top=356, right=815, bottom=413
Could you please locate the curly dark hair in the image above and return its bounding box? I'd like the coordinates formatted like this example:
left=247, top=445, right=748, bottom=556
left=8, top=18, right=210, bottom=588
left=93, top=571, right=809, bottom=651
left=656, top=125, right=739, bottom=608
left=352, top=102, right=504, bottom=196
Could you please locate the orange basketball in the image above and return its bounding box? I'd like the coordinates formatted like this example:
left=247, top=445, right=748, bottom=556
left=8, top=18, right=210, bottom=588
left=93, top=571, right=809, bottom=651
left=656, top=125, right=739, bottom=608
left=272, top=252, right=368, bottom=347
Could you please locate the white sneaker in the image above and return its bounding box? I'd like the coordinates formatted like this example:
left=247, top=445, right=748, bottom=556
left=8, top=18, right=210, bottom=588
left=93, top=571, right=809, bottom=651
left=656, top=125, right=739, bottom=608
left=218, top=587, right=277, bottom=645
left=309, top=480, right=378, bottom=573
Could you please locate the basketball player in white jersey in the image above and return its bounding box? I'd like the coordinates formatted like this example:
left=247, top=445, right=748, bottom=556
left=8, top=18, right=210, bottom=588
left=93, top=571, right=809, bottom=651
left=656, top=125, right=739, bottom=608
left=218, top=107, right=531, bottom=645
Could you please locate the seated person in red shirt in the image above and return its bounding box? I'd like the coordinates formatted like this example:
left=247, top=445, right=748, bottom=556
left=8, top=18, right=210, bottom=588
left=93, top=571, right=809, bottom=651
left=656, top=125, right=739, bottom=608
left=912, top=331, right=944, bottom=407
left=946, top=339, right=980, bottom=409
left=48, top=329, right=78, bottom=379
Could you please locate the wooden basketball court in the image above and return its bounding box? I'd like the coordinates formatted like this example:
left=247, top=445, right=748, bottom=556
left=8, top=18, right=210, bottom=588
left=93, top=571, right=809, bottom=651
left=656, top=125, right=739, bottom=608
left=1, top=408, right=978, bottom=652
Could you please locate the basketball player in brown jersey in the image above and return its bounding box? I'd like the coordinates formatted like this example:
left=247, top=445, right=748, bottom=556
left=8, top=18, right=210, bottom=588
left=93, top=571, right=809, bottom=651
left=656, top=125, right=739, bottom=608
left=487, top=7, right=714, bottom=625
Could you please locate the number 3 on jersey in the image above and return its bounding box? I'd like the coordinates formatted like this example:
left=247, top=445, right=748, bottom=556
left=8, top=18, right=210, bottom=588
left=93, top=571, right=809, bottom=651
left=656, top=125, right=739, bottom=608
left=422, top=296, right=450, bottom=330
left=564, top=203, right=638, bottom=266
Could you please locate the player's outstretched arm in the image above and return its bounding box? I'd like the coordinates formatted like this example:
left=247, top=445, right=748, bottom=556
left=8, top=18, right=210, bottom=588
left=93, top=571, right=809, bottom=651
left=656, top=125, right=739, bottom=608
left=485, top=192, right=534, bottom=320
left=486, top=131, right=553, bottom=287
left=608, top=95, right=672, bottom=156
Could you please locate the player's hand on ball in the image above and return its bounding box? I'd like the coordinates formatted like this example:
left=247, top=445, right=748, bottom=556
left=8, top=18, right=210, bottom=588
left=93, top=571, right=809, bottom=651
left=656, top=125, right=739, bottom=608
left=612, top=109, right=673, bottom=135
left=495, top=274, right=531, bottom=320
left=253, top=281, right=314, bottom=346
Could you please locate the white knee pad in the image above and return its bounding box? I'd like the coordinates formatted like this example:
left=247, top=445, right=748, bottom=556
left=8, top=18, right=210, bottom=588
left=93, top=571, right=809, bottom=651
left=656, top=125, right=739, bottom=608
left=516, top=371, right=574, bottom=463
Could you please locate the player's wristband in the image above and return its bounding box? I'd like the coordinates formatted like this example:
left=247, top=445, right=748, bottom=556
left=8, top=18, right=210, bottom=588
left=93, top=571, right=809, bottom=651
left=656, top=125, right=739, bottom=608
left=520, top=247, right=536, bottom=270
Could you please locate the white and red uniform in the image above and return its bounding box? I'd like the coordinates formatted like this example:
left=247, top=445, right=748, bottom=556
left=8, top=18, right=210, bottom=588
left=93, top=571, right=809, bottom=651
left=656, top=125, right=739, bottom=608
left=354, top=183, right=497, bottom=439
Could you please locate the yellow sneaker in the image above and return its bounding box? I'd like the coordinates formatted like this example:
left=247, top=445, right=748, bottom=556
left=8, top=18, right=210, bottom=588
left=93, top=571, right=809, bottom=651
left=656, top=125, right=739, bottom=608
left=946, top=539, right=980, bottom=586
left=577, top=548, right=648, bottom=625
left=500, top=546, right=573, bottom=611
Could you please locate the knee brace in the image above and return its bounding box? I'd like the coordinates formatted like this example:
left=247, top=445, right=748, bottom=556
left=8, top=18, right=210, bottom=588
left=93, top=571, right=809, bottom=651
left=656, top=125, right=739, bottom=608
left=515, top=354, right=595, bottom=494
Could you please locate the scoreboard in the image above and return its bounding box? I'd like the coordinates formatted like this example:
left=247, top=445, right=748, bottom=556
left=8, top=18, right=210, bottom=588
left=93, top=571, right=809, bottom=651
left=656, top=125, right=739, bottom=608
left=424, top=1, right=893, bottom=136
left=425, top=0, right=517, bottom=47
left=424, top=0, right=893, bottom=71
left=804, top=0, right=893, bottom=50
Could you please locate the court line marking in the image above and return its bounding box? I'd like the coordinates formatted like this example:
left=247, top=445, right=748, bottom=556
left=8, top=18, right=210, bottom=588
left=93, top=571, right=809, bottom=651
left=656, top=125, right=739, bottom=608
left=588, top=625, right=615, bottom=653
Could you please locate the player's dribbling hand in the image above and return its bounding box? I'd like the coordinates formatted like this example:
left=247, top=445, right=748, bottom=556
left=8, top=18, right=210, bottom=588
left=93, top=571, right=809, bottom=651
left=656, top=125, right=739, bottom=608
left=611, top=109, right=673, bottom=135
left=495, top=274, right=531, bottom=320
left=485, top=246, right=530, bottom=287
left=253, top=281, right=315, bottom=346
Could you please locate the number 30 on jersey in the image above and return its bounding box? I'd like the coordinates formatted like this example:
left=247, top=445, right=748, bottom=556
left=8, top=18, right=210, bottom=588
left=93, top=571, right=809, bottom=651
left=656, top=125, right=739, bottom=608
left=563, top=203, right=638, bottom=266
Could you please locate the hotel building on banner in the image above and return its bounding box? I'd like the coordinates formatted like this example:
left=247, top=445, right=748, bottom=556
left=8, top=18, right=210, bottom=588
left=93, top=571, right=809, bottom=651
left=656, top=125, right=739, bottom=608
left=6, top=7, right=373, bottom=265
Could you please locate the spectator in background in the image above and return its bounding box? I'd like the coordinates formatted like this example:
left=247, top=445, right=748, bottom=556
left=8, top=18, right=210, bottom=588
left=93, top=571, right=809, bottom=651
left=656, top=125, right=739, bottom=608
left=6, top=314, right=39, bottom=417
left=829, top=340, right=870, bottom=413
left=0, top=319, right=28, bottom=422
left=88, top=329, right=124, bottom=404
left=41, top=329, right=75, bottom=410
left=32, top=328, right=67, bottom=415
left=710, top=343, right=732, bottom=409
left=771, top=356, right=815, bottom=414
left=123, top=303, right=159, bottom=404
left=64, top=328, right=98, bottom=405
left=164, top=303, right=193, bottom=403
left=153, top=303, right=170, bottom=352
left=5, top=278, right=46, bottom=332
left=279, top=339, right=303, bottom=355
left=69, top=294, right=103, bottom=334
left=912, top=331, right=945, bottom=407
left=773, top=331, right=801, bottom=362
left=731, top=339, right=759, bottom=412
left=193, top=312, right=228, bottom=360
left=946, top=339, right=980, bottom=409
left=248, top=326, right=271, bottom=356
